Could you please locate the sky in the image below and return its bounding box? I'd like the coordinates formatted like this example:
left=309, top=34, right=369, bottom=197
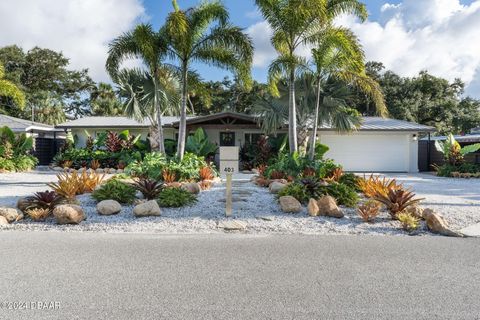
left=1, top=0, right=480, bottom=97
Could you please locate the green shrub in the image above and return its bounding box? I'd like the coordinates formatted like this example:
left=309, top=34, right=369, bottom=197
left=14, top=155, right=38, bottom=171
left=92, top=179, right=137, bottom=203
left=339, top=173, right=360, bottom=191
left=125, top=152, right=167, bottom=180
left=277, top=183, right=309, bottom=203
left=157, top=187, right=197, bottom=207
left=436, top=163, right=480, bottom=177
left=322, top=182, right=359, bottom=207
left=0, top=158, right=16, bottom=172
left=265, top=151, right=340, bottom=179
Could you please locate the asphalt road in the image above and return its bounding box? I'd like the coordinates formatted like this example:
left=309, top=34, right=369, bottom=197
left=0, top=232, right=479, bottom=320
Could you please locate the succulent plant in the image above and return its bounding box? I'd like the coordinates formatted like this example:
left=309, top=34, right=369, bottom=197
left=357, top=200, right=381, bottom=223
left=132, top=178, right=164, bottom=200
left=24, top=190, right=67, bottom=213
left=300, top=177, right=326, bottom=199
left=374, top=188, right=424, bottom=218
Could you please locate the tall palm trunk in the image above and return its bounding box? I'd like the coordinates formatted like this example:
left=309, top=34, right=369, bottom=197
left=154, top=78, right=166, bottom=154
left=177, top=61, right=188, bottom=159
left=309, top=77, right=321, bottom=160
left=288, top=68, right=298, bottom=153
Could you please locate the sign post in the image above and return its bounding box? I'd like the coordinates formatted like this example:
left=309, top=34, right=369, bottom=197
left=225, top=173, right=232, bottom=217
left=219, top=146, right=238, bottom=217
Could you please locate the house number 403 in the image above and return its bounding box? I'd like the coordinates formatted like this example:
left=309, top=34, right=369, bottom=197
left=224, top=167, right=235, bottom=173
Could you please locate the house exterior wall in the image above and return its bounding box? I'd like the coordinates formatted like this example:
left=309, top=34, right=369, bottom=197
left=319, top=131, right=419, bottom=173
left=72, top=128, right=150, bottom=147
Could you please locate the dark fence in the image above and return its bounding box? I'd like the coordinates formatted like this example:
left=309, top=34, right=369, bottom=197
left=33, top=138, right=65, bottom=165
left=418, top=140, right=480, bottom=171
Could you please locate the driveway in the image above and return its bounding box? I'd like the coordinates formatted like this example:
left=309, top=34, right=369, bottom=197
left=0, top=232, right=479, bottom=320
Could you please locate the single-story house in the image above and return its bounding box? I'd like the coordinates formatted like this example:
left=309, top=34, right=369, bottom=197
left=0, top=114, right=65, bottom=165
left=56, top=112, right=435, bottom=173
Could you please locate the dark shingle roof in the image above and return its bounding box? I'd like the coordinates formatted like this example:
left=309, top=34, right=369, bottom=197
left=319, top=117, right=435, bottom=132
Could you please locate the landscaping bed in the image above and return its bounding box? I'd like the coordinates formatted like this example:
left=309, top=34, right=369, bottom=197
left=1, top=170, right=478, bottom=235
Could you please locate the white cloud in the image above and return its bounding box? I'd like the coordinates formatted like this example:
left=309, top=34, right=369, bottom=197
left=248, top=0, right=480, bottom=97
left=0, top=0, right=145, bottom=83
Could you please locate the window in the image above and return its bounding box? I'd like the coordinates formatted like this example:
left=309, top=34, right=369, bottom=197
left=244, top=133, right=262, bottom=145
left=220, top=132, right=235, bottom=146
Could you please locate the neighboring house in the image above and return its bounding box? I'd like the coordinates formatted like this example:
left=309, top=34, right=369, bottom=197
left=56, top=111, right=434, bottom=173
left=0, top=114, right=65, bottom=165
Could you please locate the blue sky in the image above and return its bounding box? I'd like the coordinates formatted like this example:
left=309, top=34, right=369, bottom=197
left=1, top=0, right=480, bottom=97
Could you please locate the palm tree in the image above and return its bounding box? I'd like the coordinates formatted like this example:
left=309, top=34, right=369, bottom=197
left=116, top=68, right=180, bottom=150
left=255, top=0, right=367, bottom=153
left=106, top=24, right=171, bottom=153
left=164, top=0, right=253, bottom=159
left=308, top=26, right=386, bottom=159
left=0, top=63, right=25, bottom=113
left=90, top=83, right=124, bottom=116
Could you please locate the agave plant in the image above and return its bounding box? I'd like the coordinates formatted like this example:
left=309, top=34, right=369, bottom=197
left=132, top=178, right=164, bottom=200
left=24, top=190, right=67, bottom=213
left=357, top=174, right=403, bottom=198
left=374, top=189, right=424, bottom=218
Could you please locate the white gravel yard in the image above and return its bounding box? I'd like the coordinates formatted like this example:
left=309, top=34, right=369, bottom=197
left=0, top=170, right=479, bottom=235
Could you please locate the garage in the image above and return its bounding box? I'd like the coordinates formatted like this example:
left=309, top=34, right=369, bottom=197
left=318, top=117, right=435, bottom=173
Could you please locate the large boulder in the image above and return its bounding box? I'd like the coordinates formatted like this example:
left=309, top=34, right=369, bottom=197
left=0, top=207, right=23, bottom=222
left=269, top=181, right=287, bottom=194
left=181, top=182, right=201, bottom=195
left=96, top=200, right=122, bottom=215
left=422, top=208, right=463, bottom=237
left=133, top=200, right=161, bottom=217
left=307, top=198, right=320, bottom=217
left=0, top=216, right=9, bottom=225
left=279, top=196, right=302, bottom=213
left=317, top=196, right=343, bottom=218
left=53, top=205, right=85, bottom=224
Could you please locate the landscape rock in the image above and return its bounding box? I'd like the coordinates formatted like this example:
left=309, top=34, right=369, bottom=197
left=0, top=207, right=23, bottom=222
left=405, top=205, right=424, bottom=219
left=53, top=205, right=85, bottom=224
left=16, top=197, right=30, bottom=212
left=317, top=196, right=343, bottom=218
left=95, top=168, right=105, bottom=174
left=279, top=196, right=302, bottom=213
left=307, top=198, right=320, bottom=216
left=218, top=220, right=248, bottom=231
left=52, top=166, right=63, bottom=172
left=269, top=181, right=287, bottom=194
left=0, top=216, right=9, bottom=225
left=422, top=208, right=463, bottom=237
left=133, top=200, right=161, bottom=217
left=78, top=167, right=86, bottom=173
left=96, top=200, right=122, bottom=215
left=166, top=182, right=182, bottom=189
left=116, top=169, right=124, bottom=174
left=181, top=182, right=201, bottom=194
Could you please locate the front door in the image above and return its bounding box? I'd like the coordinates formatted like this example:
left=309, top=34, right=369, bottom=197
left=220, top=132, right=235, bottom=146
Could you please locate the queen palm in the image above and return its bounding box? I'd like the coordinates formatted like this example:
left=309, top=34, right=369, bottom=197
left=308, top=26, right=386, bottom=159
left=106, top=24, right=171, bottom=153
left=164, top=0, right=253, bottom=159
left=0, top=63, right=25, bottom=113
left=255, top=0, right=367, bottom=153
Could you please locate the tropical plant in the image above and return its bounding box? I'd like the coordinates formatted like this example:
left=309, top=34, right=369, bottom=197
left=0, top=62, right=25, bottom=111
left=326, top=167, right=344, bottom=182
left=24, top=190, right=66, bottom=213
left=162, top=169, right=177, bottom=183
left=323, top=182, right=359, bottom=207
left=185, top=128, right=218, bottom=157
left=157, top=187, right=197, bottom=207
left=199, top=180, right=213, bottom=190
left=357, top=200, right=381, bottom=223
left=13, top=155, right=38, bottom=172
left=374, top=189, right=423, bottom=218
left=256, top=0, right=367, bottom=153
left=106, top=24, right=180, bottom=153
left=90, top=159, right=101, bottom=170
left=47, top=173, right=80, bottom=201
left=357, top=174, right=403, bottom=198
left=25, top=207, right=51, bottom=222
left=105, top=131, right=122, bottom=153
left=164, top=0, right=253, bottom=159
left=132, top=178, right=164, bottom=200
left=397, top=211, right=420, bottom=232
left=78, top=170, right=105, bottom=193
left=435, top=133, right=480, bottom=166
left=277, top=183, right=309, bottom=203
left=299, top=177, right=325, bottom=199
left=338, top=173, right=360, bottom=190
left=0, top=126, right=34, bottom=158
left=199, top=166, right=215, bottom=181
left=307, top=26, right=386, bottom=159
left=92, top=179, right=137, bottom=204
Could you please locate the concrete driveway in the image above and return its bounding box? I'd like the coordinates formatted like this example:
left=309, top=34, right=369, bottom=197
left=0, top=232, right=479, bottom=320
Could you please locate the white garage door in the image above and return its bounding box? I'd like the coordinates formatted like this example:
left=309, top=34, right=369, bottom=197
left=320, top=133, right=410, bottom=172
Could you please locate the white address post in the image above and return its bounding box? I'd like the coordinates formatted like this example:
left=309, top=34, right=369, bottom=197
left=219, top=146, right=239, bottom=217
